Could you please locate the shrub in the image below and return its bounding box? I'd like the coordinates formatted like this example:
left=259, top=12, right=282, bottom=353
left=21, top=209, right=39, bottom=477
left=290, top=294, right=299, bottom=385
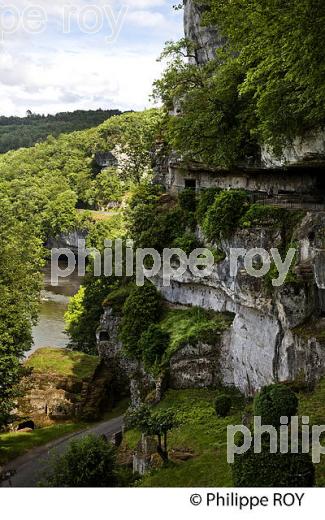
left=254, top=384, right=298, bottom=427
left=120, top=281, right=163, bottom=360
left=178, top=188, right=197, bottom=213
left=103, top=284, right=133, bottom=316
left=215, top=394, right=232, bottom=417
left=138, top=324, right=170, bottom=374
left=203, top=190, right=249, bottom=242
left=172, top=231, right=200, bottom=255
left=240, top=204, right=287, bottom=229
left=44, top=435, right=119, bottom=487
left=196, top=188, right=221, bottom=224
left=128, top=181, right=163, bottom=209
left=232, top=445, right=315, bottom=487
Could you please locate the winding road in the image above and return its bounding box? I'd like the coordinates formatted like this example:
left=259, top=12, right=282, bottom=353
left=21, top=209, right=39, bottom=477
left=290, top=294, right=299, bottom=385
left=0, top=415, right=124, bottom=487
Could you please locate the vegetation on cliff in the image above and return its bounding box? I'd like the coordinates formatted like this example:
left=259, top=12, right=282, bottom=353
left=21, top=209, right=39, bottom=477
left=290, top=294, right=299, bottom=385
left=154, top=0, right=325, bottom=166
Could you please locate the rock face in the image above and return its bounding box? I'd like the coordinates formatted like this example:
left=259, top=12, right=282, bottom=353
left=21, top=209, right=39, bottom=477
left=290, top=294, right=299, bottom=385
left=96, top=214, right=325, bottom=398
left=46, top=229, right=88, bottom=256
left=18, top=373, right=85, bottom=423
left=184, top=0, right=223, bottom=64
left=97, top=307, right=156, bottom=407
left=151, top=214, right=325, bottom=395
left=169, top=336, right=227, bottom=389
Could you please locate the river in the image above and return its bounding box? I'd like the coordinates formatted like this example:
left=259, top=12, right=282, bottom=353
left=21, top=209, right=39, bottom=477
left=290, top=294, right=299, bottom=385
left=30, top=262, right=83, bottom=355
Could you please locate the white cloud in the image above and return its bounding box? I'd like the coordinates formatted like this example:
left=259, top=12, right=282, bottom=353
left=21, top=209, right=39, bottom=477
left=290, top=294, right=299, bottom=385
left=0, top=0, right=182, bottom=115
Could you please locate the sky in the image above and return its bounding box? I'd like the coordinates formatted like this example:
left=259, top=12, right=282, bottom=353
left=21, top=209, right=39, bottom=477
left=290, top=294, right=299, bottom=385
left=0, top=1, right=183, bottom=116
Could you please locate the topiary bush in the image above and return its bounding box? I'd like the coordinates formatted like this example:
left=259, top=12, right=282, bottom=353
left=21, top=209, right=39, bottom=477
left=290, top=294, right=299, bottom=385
left=254, top=383, right=298, bottom=427
left=202, top=189, right=249, bottom=242
left=215, top=394, right=232, bottom=417
left=232, top=444, right=315, bottom=487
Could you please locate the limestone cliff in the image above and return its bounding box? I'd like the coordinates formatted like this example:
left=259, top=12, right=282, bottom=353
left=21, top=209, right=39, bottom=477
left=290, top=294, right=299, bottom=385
left=97, top=213, right=325, bottom=398
left=152, top=213, right=325, bottom=395
left=183, top=0, right=223, bottom=64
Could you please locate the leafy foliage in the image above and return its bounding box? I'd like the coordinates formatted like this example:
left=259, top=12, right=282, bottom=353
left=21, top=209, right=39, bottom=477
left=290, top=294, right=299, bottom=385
left=65, top=277, right=113, bottom=355
left=232, top=445, right=315, bottom=487
left=120, top=281, right=163, bottom=360
left=138, top=325, right=170, bottom=375
left=0, top=195, right=43, bottom=426
left=178, top=188, right=197, bottom=213
left=202, top=189, right=249, bottom=241
left=126, top=182, right=196, bottom=250
left=233, top=383, right=314, bottom=486
left=126, top=404, right=176, bottom=462
left=154, top=0, right=325, bottom=165
left=215, top=394, right=232, bottom=417
left=196, top=188, right=221, bottom=224
left=239, top=204, right=288, bottom=229
left=254, top=383, right=299, bottom=427
left=0, top=109, right=121, bottom=153
left=44, top=435, right=119, bottom=487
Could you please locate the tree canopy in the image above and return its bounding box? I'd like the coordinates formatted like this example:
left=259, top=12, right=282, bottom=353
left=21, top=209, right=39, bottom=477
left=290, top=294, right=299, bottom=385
left=154, top=0, right=325, bottom=166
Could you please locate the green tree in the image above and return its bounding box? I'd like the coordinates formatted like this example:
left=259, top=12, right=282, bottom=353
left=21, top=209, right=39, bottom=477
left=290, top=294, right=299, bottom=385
left=154, top=0, right=325, bottom=165
left=98, top=110, right=164, bottom=184
left=120, top=282, right=163, bottom=360
left=44, top=435, right=119, bottom=487
left=126, top=405, right=176, bottom=462
left=0, top=195, right=43, bottom=426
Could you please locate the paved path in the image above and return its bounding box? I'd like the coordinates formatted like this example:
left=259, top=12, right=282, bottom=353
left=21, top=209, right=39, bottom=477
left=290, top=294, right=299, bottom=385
left=0, top=415, right=124, bottom=487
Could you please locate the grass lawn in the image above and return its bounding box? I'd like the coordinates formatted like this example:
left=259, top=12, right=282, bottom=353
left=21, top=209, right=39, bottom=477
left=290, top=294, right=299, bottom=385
left=123, top=380, right=325, bottom=487
left=0, top=422, right=85, bottom=466
left=25, top=348, right=99, bottom=381
left=124, top=388, right=244, bottom=487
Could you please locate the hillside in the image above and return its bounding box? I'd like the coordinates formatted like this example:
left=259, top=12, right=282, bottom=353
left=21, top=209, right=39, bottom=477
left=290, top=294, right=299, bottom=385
left=0, top=109, right=122, bottom=154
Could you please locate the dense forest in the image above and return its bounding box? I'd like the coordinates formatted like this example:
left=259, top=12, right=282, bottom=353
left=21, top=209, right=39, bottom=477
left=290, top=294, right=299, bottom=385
left=0, top=109, right=122, bottom=154
left=0, top=108, right=163, bottom=424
